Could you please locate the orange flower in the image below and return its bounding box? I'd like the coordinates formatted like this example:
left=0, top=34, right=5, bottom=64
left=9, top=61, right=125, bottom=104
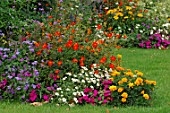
left=55, top=70, right=60, bottom=74
left=87, top=28, right=92, bottom=35
left=107, top=33, right=113, bottom=38
left=36, top=50, right=42, bottom=55
left=80, top=56, right=85, bottom=61
left=71, top=29, right=75, bottom=34
left=34, top=41, right=40, bottom=47
left=48, top=15, right=53, bottom=19
left=57, top=61, right=62, bottom=67
left=108, top=27, right=113, bottom=31
left=54, top=31, right=61, bottom=37
left=48, top=60, right=53, bottom=67
left=100, top=57, right=107, bottom=63
left=79, top=61, right=84, bottom=66
left=72, top=58, right=78, bottom=63
left=42, top=43, right=48, bottom=49
left=69, top=35, right=74, bottom=39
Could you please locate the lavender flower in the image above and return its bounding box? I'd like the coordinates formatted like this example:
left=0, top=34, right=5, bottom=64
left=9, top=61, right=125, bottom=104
left=16, top=86, right=21, bottom=90
left=32, top=84, right=36, bottom=89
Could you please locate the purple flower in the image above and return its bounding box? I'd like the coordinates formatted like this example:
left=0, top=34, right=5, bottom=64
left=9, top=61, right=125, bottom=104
left=15, top=77, right=22, bottom=81
left=139, top=43, right=144, bottom=48
left=0, top=60, right=2, bottom=65
left=32, top=61, right=38, bottom=66
left=146, top=25, right=150, bottom=29
left=84, top=88, right=93, bottom=94
left=8, top=75, right=13, bottom=79
left=29, top=48, right=34, bottom=52
left=137, top=34, right=141, bottom=39
left=7, top=86, right=11, bottom=90
left=20, top=58, right=24, bottom=62
left=11, top=55, right=17, bottom=59
left=102, top=99, right=108, bottom=104
left=24, top=84, right=29, bottom=90
left=32, top=84, right=37, bottom=89
left=36, top=84, right=41, bottom=89
left=98, top=96, right=102, bottom=101
left=16, top=86, right=21, bottom=90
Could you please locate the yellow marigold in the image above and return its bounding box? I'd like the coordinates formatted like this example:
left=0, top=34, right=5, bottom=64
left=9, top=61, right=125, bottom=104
left=151, top=81, right=156, bottom=85
left=143, top=94, right=149, bottom=100
left=116, top=12, right=124, bottom=17
left=137, top=13, right=143, bottom=17
left=109, top=78, right=114, bottom=81
left=125, top=72, right=134, bottom=77
left=134, top=80, right=140, bottom=86
left=121, top=78, right=128, bottom=82
left=128, top=11, right=133, bottom=15
left=128, top=82, right=134, bottom=88
left=137, top=72, right=143, bottom=76
left=117, top=54, right=122, bottom=59
left=134, top=70, right=139, bottom=73
left=118, top=87, right=124, bottom=93
left=121, top=92, right=128, bottom=98
left=111, top=70, right=120, bottom=76
left=131, top=17, right=134, bottom=20
left=168, top=17, right=170, bottom=21
left=118, top=80, right=123, bottom=85
left=126, top=6, right=132, bottom=10
left=121, top=98, right=126, bottom=103
left=107, top=9, right=117, bottom=15
left=109, top=85, right=117, bottom=91
left=113, top=16, right=119, bottom=20
left=141, top=90, right=145, bottom=95
left=136, top=77, right=143, bottom=83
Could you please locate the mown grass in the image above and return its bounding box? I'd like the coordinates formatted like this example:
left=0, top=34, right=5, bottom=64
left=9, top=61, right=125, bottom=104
left=0, top=48, right=170, bottom=113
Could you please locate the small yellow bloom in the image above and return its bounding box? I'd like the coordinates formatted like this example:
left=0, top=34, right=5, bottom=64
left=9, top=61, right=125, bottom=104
left=126, top=6, right=132, bottom=10
left=168, top=17, right=170, bottom=21
left=118, top=87, right=124, bottom=93
left=108, top=78, right=114, bottom=81
left=131, top=17, right=134, bottom=20
left=118, top=80, right=123, bottom=85
left=137, top=72, right=143, bottom=76
left=134, top=70, right=139, bottom=73
left=134, top=80, right=140, bottom=86
left=121, top=98, right=126, bottom=103
left=141, top=90, right=145, bottom=95
left=117, top=12, right=123, bottom=17
left=111, top=70, right=120, bottom=76
left=128, top=11, right=133, bottom=15
left=151, top=81, right=156, bottom=85
left=117, top=54, right=122, bottom=59
left=124, top=16, right=129, bottom=19
left=122, top=78, right=128, bottom=82
left=143, top=94, right=149, bottom=100
left=121, top=92, right=128, bottom=98
left=109, top=85, right=117, bottom=91
left=113, top=16, right=119, bottom=20
left=106, top=9, right=117, bottom=15
left=137, top=13, right=143, bottom=17
left=128, top=82, right=134, bottom=88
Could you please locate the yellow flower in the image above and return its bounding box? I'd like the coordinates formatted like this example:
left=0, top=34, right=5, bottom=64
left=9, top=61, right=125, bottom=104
left=124, top=16, right=129, bottom=19
left=168, top=17, right=170, bottom=21
left=125, top=72, right=134, bottom=77
left=134, top=80, right=140, bottom=86
left=118, top=80, right=123, bottom=85
left=109, top=85, right=117, bottom=91
left=113, top=16, right=119, bottom=20
left=141, top=90, right=145, bottom=95
left=121, top=78, right=128, bottom=82
left=131, top=17, right=134, bottom=20
left=121, top=98, right=126, bottom=103
left=137, top=72, right=143, bottom=76
left=118, top=87, right=124, bottom=93
left=128, top=11, right=133, bottom=15
left=126, top=6, right=132, bottom=10
left=108, top=78, right=114, bottom=81
left=111, top=70, right=120, bottom=76
left=137, top=13, right=143, bottom=17
left=143, top=94, right=149, bottom=100
left=117, top=54, right=122, bottom=59
left=116, top=12, right=124, bottom=17
left=121, top=92, right=128, bottom=98
left=134, top=70, right=139, bottom=73
left=151, top=81, right=156, bottom=85
left=128, top=82, right=134, bottom=88
left=107, top=9, right=117, bottom=15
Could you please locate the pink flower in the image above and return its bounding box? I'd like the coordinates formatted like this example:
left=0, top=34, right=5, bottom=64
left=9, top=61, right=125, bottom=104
left=43, top=94, right=49, bottom=101
left=84, top=88, right=93, bottom=94
left=29, top=90, right=37, bottom=102
left=102, top=99, right=108, bottom=104
left=93, top=90, right=98, bottom=97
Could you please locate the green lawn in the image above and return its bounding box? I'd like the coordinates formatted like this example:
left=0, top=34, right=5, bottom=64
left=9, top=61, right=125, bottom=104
left=0, top=48, right=170, bottom=113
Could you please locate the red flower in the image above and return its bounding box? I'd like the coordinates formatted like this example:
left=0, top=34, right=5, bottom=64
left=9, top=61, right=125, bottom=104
left=79, top=61, right=84, bottom=66
left=100, top=57, right=107, bottom=63
left=73, top=42, right=79, bottom=50
left=55, top=69, right=60, bottom=74
left=57, top=61, right=62, bottom=66
left=48, top=60, right=53, bottom=67
left=72, top=58, right=78, bottom=63
left=71, top=29, right=75, bottom=34
left=119, top=1, right=123, bottom=6
left=110, top=56, right=116, bottom=61
left=36, top=50, right=42, bottom=55
left=107, top=33, right=113, bottom=38
left=80, top=56, right=85, bottom=61
left=48, top=15, right=53, bottom=18
left=109, top=63, right=115, bottom=69
left=97, top=24, right=102, bottom=30
left=94, top=70, right=99, bottom=74
left=58, top=47, right=62, bottom=52
left=71, top=21, right=76, bottom=26
left=54, top=31, right=61, bottom=37
left=92, top=41, right=98, bottom=48
left=42, top=43, right=48, bottom=49
left=65, top=40, right=73, bottom=48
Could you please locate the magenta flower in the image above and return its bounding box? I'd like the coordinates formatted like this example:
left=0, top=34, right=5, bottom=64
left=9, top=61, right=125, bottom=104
left=29, top=90, right=37, bottom=102
left=43, top=94, right=49, bottom=101
left=93, top=90, right=98, bottom=97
